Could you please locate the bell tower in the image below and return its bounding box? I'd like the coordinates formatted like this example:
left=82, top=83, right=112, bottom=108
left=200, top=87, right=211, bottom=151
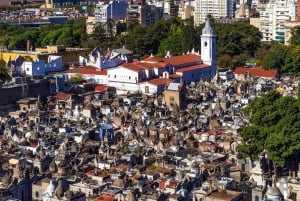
left=201, top=19, right=217, bottom=78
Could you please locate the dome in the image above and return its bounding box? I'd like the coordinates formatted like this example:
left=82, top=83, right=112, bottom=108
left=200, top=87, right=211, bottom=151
left=112, top=179, right=125, bottom=188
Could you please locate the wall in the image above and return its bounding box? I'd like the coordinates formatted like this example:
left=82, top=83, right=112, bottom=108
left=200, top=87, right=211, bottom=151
left=0, top=52, right=39, bottom=63
left=107, top=67, right=139, bottom=84
left=0, top=81, right=53, bottom=107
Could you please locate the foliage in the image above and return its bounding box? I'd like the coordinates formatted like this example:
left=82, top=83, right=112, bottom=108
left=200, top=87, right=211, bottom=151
left=68, top=74, right=84, bottom=83
left=2, top=18, right=87, bottom=50
left=0, top=66, right=11, bottom=82
left=289, top=26, right=300, bottom=46
left=238, top=90, right=300, bottom=167
left=258, top=42, right=300, bottom=75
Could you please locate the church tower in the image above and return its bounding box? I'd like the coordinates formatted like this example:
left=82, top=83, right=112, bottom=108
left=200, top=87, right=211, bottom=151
left=201, top=19, right=217, bottom=79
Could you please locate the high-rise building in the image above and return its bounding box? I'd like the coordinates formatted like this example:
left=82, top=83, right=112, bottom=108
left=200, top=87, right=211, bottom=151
left=163, top=0, right=178, bottom=19
left=259, top=0, right=296, bottom=41
left=194, top=0, right=234, bottom=26
left=95, top=0, right=128, bottom=24
left=127, top=3, right=163, bottom=25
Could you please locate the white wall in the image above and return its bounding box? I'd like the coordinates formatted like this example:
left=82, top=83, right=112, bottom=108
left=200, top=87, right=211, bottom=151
left=107, top=67, right=139, bottom=84
left=22, top=61, right=46, bottom=76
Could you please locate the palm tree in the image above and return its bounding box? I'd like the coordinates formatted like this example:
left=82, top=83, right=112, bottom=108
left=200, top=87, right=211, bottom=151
left=0, top=66, right=11, bottom=82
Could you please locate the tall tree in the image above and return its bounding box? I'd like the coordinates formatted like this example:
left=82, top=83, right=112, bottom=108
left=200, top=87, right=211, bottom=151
left=0, top=66, right=11, bottom=82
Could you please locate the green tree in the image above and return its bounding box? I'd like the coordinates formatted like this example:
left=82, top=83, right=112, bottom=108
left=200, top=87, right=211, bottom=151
left=238, top=90, right=300, bottom=167
left=69, top=74, right=84, bottom=83
left=289, top=26, right=300, bottom=45
left=0, top=66, right=11, bottom=82
left=217, top=54, right=232, bottom=69
left=262, top=44, right=289, bottom=70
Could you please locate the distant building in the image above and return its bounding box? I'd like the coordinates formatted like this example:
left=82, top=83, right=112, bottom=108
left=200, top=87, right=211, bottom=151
left=162, top=0, right=178, bottom=19
left=256, top=0, right=297, bottom=42
left=78, top=47, right=131, bottom=70
left=164, top=80, right=187, bottom=110
left=194, top=0, right=234, bottom=26
left=95, top=0, right=127, bottom=24
left=234, top=67, right=279, bottom=80
left=127, top=3, right=163, bottom=26
left=20, top=55, right=62, bottom=76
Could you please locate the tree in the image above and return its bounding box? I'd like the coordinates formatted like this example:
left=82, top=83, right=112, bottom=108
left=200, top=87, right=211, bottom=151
left=68, top=74, right=84, bottom=83
left=238, top=90, right=300, bottom=167
left=262, top=44, right=289, bottom=70
left=289, top=26, right=300, bottom=45
left=217, top=54, right=232, bottom=69
left=0, top=66, right=11, bottom=82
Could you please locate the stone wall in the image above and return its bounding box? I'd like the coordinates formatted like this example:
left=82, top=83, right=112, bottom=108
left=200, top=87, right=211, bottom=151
left=0, top=80, right=54, bottom=111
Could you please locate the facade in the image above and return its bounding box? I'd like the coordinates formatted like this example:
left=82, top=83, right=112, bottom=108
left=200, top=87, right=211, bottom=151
left=164, top=80, right=187, bottom=110
left=20, top=55, right=62, bottom=76
left=81, top=19, right=217, bottom=95
left=284, top=21, right=300, bottom=45
left=94, top=0, right=127, bottom=24
left=127, top=4, right=163, bottom=26
left=78, top=47, right=129, bottom=70
left=86, top=16, right=96, bottom=35
left=178, top=2, right=193, bottom=20
left=163, top=0, right=178, bottom=19
left=194, top=0, right=234, bottom=26
left=258, top=0, right=297, bottom=41
left=200, top=20, right=217, bottom=78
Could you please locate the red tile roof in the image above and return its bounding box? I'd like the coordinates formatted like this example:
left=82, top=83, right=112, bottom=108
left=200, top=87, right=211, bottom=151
left=121, top=62, right=148, bottom=72
left=159, top=181, right=166, bottom=188
left=142, top=56, right=162, bottom=63
left=164, top=54, right=201, bottom=66
left=148, top=78, right=174, bottom=86
left=176, top=64, right=209, bottom=73
left=55, top=92, right=72, bottom=100
left=116, top=164, right=128, bottom=171
left=234, top=67, right=278, bottom=78
left=96, top=194, right=115, bottom=201
left=81, top=68, right=107, bottom=75
left=95, top=85, right=109, bottom=92
left=84, top=168, right=102, bottom=176
left=63, top=67, right=107, bottom=75
left=169, top=74, right=181, bottom=79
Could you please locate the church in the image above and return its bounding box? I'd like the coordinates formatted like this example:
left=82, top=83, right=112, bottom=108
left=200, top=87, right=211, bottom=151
left=104, top=19, right=217, bottom=95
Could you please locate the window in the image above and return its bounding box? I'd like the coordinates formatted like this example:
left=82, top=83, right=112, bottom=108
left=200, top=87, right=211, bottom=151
left=36, top=191, right=39, bottom=198
left=255, top=196, right=259, bottom=201
left=145, top=86, right=149, bottom=93
left=204, top=42, right=207, bottom=47
left=114, top=75, right=116, bottom=78
left=129, top=76, right=131, bottom=80
left=170, top=96, right=174, bottom=102
left=37, top=67, right=40, bottom=71
left=26, top=68, right=29, bottom=71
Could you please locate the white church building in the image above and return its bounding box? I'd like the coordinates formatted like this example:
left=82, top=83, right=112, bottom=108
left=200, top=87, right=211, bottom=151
left=67, top=19, right=217, bottom=95
left=106, top=19, right=217, bottom=94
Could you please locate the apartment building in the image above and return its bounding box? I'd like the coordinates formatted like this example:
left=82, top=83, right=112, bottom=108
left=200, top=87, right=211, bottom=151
left=258, top=0, right=297, bottom=41
left=95, top=0, right=127, bottom=24
left=194, top=0, right=234, bottom=26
